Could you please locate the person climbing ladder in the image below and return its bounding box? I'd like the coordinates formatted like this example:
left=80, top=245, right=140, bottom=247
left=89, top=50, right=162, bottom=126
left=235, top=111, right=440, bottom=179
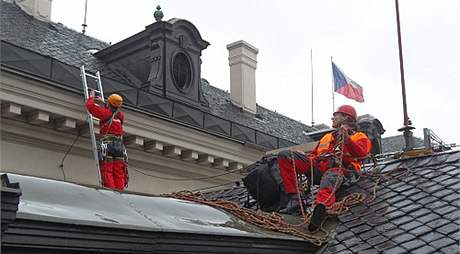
left=86, top=90, right=128, bottom=191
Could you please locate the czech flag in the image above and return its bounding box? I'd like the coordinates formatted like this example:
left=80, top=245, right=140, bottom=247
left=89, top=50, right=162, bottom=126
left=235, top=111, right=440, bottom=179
left=332, top=62, right=364, bottom=103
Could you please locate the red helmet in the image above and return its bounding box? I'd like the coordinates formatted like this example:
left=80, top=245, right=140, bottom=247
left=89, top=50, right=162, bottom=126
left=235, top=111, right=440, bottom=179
left=335, top=105, right=357, bottom=122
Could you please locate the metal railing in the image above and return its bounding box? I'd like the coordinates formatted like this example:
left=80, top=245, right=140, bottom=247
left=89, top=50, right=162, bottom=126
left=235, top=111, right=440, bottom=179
left=423, top=128, right=454, bottom=152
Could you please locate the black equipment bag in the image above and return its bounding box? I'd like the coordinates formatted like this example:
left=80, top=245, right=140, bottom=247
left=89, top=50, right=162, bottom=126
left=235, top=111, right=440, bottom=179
left=99, top=136, right=125, bottom=159
left=107, top=139, right=124, bottom=158
left=242, top=155, right=285, bottom=212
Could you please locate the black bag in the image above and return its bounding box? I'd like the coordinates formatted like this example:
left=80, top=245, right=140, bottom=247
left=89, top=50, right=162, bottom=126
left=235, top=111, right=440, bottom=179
left=107, top=139, right=124, bottom=158
left=242, top=155, right=285, bottom=212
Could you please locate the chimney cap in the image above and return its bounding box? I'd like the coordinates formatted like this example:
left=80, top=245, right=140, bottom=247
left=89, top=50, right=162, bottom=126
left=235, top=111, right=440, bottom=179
left=226, top=40, right=259, bottom=53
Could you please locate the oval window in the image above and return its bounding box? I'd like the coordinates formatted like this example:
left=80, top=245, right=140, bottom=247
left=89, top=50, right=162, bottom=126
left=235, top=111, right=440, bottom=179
left=172, top=52, right=192, bottom=92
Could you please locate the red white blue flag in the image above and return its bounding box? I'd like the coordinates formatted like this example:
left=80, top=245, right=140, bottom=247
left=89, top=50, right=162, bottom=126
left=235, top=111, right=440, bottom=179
left=332, top=62, right=364, bottom=103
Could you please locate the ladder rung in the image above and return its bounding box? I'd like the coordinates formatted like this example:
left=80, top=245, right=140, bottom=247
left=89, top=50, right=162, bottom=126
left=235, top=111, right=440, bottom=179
left=85, top=73, right=98, bottom=79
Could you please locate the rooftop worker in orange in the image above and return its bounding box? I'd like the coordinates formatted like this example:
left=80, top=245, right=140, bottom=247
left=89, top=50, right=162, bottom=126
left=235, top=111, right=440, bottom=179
left=86, top=91, right=128, bottom=191
left=277, top=105, right=371, bottom=231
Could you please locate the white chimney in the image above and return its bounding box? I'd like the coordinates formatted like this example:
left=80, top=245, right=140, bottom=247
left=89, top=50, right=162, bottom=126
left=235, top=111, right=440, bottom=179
left=227, top=40, right=258, bottom=114
left=15, top=0, right=52, bottom=22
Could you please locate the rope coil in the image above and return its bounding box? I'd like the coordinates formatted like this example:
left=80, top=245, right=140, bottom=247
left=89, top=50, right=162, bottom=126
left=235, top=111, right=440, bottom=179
left=165, top=166, right=411, bottom=246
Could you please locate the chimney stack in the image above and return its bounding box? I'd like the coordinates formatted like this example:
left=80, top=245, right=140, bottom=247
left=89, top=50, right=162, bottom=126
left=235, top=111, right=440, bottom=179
left=227, top=40, right=258, bottom=114
left=15, top=0, right=52, bottom=22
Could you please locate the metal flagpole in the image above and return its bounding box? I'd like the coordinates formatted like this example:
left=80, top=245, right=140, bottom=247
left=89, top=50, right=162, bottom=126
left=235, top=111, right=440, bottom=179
left=394, top=0, right=415, bottom=151
left=82, top=0, right=88, bottom=34
left=310, top=49, right=315, bottom=126
left=331, top=56, right=335, bottom=113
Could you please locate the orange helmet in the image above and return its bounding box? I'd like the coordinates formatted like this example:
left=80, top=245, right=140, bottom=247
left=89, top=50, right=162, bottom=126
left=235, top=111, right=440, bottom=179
left=107, top=94, right=123, bottom=108
left=334, top=105, right=357, bottom=122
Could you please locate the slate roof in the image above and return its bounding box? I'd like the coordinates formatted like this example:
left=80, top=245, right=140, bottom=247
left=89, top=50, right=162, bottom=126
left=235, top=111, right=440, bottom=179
left=381, top=135, right=425, bottom=154
left=206, top=149, right=460, bottom=253
left=0, top=1, right=316, bottom=145
left=324, top=149, right=459, bottom=254
left=203, top=183, right=255, bottom=208
left=0, top=1, right=118, bottom=79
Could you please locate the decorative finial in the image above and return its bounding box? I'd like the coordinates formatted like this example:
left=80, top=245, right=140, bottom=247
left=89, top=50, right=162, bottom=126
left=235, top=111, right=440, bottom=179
left=154, top=5, right=164, bottom=22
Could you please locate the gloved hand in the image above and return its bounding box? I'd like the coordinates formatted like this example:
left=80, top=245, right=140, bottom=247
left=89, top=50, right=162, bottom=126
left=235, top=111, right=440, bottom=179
left=89, top=89, right=103, bottom=104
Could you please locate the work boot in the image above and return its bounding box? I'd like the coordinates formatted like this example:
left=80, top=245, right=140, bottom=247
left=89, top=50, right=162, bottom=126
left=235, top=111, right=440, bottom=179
left=279, top=194, right=301, bottom=214
left=308, top=204, right=326, bottom=232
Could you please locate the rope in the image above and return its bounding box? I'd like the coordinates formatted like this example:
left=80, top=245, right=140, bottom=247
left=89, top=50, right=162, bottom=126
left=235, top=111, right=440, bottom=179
left=164, top=191, right=326, bottom=246
left=328, top=166, right=411, bottom=215
left=333, top=127, right=347, bottom=169
left=165, top=166, right=412, bottom=246
left=290, top=152, right=308, bottom=224
left=131, top=167, right=244, bottom=181
left=319, top=127, right=347, bottom=207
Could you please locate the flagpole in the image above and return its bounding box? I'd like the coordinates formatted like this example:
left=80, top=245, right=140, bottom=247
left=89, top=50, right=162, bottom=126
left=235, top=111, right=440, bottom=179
left=310, top=49, right=314, bottom=126
left=394, top=0, right=414, bottom=151
left=82, top=0, right=88, bottom=34
left=331, top=56, right=335, bottom=113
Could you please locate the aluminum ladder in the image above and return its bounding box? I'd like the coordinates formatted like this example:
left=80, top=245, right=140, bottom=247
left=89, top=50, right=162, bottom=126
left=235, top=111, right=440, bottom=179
left=80, top=65, right=104, bottom=185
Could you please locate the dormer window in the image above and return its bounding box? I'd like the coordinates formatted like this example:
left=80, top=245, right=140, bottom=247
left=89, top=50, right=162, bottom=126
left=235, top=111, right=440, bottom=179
left=94, top=18, right=209, bottom=108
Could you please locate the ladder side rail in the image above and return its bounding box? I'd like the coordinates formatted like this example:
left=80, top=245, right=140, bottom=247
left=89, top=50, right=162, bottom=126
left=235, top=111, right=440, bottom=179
left=95, top=71, right=105, bottom=102
left=81, top=65, right=90, bottom=100
left=80, top=65, right=102, bottom=185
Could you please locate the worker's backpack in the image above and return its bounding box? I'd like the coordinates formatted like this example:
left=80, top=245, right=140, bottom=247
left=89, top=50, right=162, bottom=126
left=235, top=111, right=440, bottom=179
left=242, top=155, right=285, bottom=212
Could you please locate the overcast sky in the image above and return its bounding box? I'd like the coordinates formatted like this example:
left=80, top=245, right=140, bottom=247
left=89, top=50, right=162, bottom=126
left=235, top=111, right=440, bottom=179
left=52, top=0, right=459, bottom=144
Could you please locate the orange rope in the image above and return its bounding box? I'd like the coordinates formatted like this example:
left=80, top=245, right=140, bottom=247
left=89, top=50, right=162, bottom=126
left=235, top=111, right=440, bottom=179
left=164, top=167, right=411, bottom=246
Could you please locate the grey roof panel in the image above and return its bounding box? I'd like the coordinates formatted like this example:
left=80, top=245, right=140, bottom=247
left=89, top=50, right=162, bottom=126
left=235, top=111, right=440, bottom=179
left=4, top=173, right=304, bottom=241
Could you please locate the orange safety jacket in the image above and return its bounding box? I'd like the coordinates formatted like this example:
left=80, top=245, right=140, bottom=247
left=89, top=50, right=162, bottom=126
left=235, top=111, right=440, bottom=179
left=311, top=131, right=372, bottom=172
